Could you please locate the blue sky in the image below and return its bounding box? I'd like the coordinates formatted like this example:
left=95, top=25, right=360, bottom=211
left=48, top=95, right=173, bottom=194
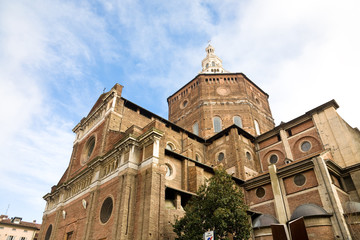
left=1, top=0, right=359, bottom=223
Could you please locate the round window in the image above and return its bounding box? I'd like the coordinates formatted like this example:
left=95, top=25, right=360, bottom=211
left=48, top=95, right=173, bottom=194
left=45, top=224, right=52, bottom=240
left=301, top=141, right=311, bottom=152
left=100, top=197, right=113, bottom=224
left=165, top=164, right=172, bottom=177
left=246, top=152, right=252, bottom=160
left=269, top=154, right=278, bottom=164
left=256, top=187, right=266, bottom=198
left=294, top=174, right=306, bottom=186
left=87, top=137, right=96, bottom=159
left=218, top=152, right=225, bottom=161
left=182, top=100, right=188, bottom=108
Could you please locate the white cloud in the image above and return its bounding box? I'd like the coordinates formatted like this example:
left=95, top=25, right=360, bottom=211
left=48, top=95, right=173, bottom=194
left=209, top=0, right=360, bottom=127
left=0, top=0, right=117, bottom=222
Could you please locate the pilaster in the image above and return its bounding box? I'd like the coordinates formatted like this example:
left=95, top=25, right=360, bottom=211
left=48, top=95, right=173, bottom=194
left=312, top=156, right=352, bottom=239
left=268, top=164, right=288, bottom=224
left=279, top=129, right=294, bottom=160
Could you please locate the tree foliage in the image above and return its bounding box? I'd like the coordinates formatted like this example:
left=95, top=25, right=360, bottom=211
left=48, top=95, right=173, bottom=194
left=173, top=168, right=251, bottom=240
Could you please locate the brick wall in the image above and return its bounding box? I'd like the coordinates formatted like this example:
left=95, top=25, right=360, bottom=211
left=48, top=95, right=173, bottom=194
left=168, top=74, right=274, bottom=138
left=283, top=170, right=318, bottom=195
left=247, top=183, right=274, bottom=205
left=287, top=189, right=323, bottom=214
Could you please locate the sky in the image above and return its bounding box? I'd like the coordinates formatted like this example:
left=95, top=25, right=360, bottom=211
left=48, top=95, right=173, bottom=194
left=0, top=0, right=359, bottom=223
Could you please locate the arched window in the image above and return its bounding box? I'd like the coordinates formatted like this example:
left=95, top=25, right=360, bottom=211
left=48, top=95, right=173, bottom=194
left=206, top=63, right=209, bottom=68
left=233, top=116, right=242, bottom=128
left=166, top=143, right=174, bottom=151
left=212, top=61, right=215, bottom=66
left=213, top=117, right=222, bottom=133
left=192, top=122, right=199, bottom=136
left=254, top=120, right=261, bottom=135
left=45, top=225, right=52, bottom=240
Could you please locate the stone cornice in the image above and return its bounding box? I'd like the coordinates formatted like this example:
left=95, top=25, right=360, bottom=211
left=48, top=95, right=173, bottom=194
left=44, top=128, right=164, bottom=202
left=255, top=100, right=339, bottom=142
left=243, top=158, right=316, bottom=190
left=167, top=72, right=269, bottom=100
left=137, top=127, right=164, bottom=146
left=326, top=159, right=360, bottom=176
left=164, top=149, right=245, bottom=185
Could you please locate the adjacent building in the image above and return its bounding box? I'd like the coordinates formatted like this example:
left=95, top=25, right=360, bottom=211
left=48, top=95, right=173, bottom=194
left=39, top=45, right=360, bottom=239
left=0, top=215, right=40, bottom=240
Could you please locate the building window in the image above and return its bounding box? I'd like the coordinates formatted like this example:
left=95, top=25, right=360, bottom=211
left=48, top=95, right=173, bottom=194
left=212, top=61, right=215, bottom=66
left=86, top=136, right=96, bottom=160
left=7, top=236, right=14, bottom=240
left=20, top=237, right=27, bottom=240
left=269, top=154, right=278, bottom=164
left=246, top=151, right=252, bottom=160
left=254, top=120, right=261, bottom=135
left=100, top=197, right=113, bottom=224
left=166, top=143, right=175, bottom=151
left=256, top=187, right=266, bottom=198
left=165, top=164, right=172, bottom=177
left=192, top=122, right=199, bottom=136
left=182, top=100, right=188, bottom=108
left=218, top=152, right=225, bottom=161
left=195, top=154, right=200, bottom=162
left=294, top=174, right=306, bottom=186
left=213, top=117, right=222, bottom=133
left=233, top=116, right=243, bottom=128
left=300, top=141, right=311, bottom=152
left=45, top=225, right=52, bottom=240
left=66, top=231, right=73, bottom=240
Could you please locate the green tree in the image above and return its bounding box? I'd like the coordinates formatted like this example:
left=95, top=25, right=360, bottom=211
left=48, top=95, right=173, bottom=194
left=173, top=168, right=251, bottom=240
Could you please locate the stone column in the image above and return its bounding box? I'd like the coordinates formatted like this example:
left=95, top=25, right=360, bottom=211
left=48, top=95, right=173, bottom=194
left=83, top=168, right=101, bottom=240
left=279, top=129, right=293, bottom=160
left=312, top=156, right=352, bottom=239
left=113, top=170, right=137, bottom=240
left=268, top=164, right=288, bottom=224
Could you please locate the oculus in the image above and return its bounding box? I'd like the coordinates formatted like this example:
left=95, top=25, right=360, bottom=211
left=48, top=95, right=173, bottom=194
left=218, top=152, right=225, bottom=161
left=269, top=154, right=278, bottom=164
left=294, top=174, right=306, bottom=186
left=301, top=141, right=311, bottom=152
left=256, top=187, right=266, bottom=198
left=100, top=197, right=113, bottom=224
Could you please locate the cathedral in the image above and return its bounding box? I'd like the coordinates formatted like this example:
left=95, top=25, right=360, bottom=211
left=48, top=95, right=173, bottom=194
left=39, top=45, right=360, bottom=240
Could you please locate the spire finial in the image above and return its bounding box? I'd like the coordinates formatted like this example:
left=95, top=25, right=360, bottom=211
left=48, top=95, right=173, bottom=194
left=200, top=44, right=229, bottom=74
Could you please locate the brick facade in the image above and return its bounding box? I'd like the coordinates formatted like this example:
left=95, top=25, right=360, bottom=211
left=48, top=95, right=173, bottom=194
left=39, top=46, right=360, bottom=240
